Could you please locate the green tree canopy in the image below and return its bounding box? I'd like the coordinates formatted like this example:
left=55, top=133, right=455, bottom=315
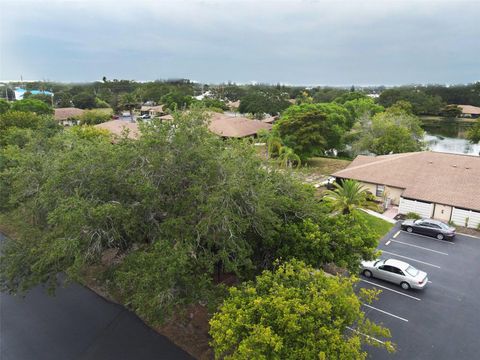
left=210, top=260, right=394, bottom=360
left=378, top=88, right=444, bottom=115
left=72, top=92, right=97, bottom=109
left=79, top=109, right=113, bottom=125
left=160, top=91, right=193, bottom=111
left=466, top=119, right=480, bottom=144
left=343, top=98, right=384, bottom=123
left=10, top=98, right=53, bottom=115
left=0, top=99, right=11, bottom=114
left=239, top=90, right=290, bottom=116
left=440, top=104, right=462, bottom=118
left=275, top=103, right=351, bottom=159
left=333, top=91, right=367, bottom=104
left=352, top=103, right=425, bottom=155
left=23, top=93, right=53, bottom=106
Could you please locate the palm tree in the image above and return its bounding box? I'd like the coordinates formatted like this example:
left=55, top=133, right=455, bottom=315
left=278, top=146, right=301, bottom=168
left=323, top=179, right=368, bottom=215
left=266, top=136, right=283, bottom=159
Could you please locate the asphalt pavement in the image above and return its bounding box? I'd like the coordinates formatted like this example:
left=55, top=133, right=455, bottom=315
left=360, top=223, right=480, bottom=360
left=0, top=233, right=193, bottom=360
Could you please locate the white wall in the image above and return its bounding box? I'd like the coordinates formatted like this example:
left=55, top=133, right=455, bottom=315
left=399, top=198, right=434, bottom=218
left=451, top=208, right=480, bottom=229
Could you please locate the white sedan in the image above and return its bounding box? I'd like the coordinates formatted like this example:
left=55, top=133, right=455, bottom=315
left=361, top=258, right=428, bottom=290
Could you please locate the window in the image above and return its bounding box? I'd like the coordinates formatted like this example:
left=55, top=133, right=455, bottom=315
left=405, top=266, right=419, bottom=277
left=379, top=265, right=393, bottom=272
left=376, top=184, right=385, bottom=197
left=391, top=267, right=404, bottom=275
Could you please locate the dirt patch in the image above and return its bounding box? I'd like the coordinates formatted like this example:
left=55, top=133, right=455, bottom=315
left=456, top=226, right=480, bottom=238
left=157, top=304, right=214, bottom=360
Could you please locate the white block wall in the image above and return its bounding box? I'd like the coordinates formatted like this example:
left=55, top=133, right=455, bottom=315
left=451, top=208, right=480, bottom=229
left=399, top=198, right=434, bottom=218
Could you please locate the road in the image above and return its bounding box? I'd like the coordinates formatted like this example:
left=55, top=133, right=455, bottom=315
left=0, top=233, right=193, bottom=360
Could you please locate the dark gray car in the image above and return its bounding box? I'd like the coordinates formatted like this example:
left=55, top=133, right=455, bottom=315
left=401, top=218, right=456, bottom=240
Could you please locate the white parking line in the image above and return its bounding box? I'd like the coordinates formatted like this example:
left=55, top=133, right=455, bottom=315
left=362, top=303, right=409, bottom=322
left=346, top=326, right=385, bottom=344
left=360, top=279, right=421, bottom=301
left=393, top=231, right=400, bottom=238
left=401, top=231, right=455, bottom=244
left=381, top=250, right=441, bottom=269
left=389, top=239, right=449, bottom=255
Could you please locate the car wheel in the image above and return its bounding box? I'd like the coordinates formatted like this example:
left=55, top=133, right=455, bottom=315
left=437, top=233, right=444, bottom=240
left=363, top=270, right=372, bottom=278
left=401, top=282, right=410, bottom=290
left=406, top=227, right=413, bottom=233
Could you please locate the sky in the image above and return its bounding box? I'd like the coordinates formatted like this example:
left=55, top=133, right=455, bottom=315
left=1, top=0, right=479, bottom=86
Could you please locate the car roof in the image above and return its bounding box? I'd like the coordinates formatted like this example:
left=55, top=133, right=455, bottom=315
left=384, top=258, right=409, bottom=270
left=420, top=218, right=445, bottom=225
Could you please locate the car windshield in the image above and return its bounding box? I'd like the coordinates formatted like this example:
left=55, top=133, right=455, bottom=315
left=374, top=259, right=385, bottom=267
left=405, top=266, right=419, bottom=277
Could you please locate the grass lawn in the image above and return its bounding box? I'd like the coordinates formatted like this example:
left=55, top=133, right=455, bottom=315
left=354, top=210, right=394, bottom=240
left=302, top=157, right=352, bottom=177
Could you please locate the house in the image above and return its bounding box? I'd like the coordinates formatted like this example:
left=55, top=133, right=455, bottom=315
left=458, top=105, right=480, bottom=119
left=94, top=120, right=140, bottom=140
left=140, top=105, right=166, bottom=117
left=54, top=107, right=85, bottom=126
left=208, top=113, right=272, bottom=138
left=95, top=112, right=272, bottom=142
left=332, top=151, right=480, bottom=228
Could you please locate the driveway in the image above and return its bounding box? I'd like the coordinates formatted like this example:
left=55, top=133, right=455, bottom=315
left=359, top=224, right=480, bottom=359
left=0, top=233, right=193, bottom=360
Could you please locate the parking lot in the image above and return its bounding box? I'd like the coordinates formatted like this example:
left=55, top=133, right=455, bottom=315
left=359, top=223, right=480, bottom=360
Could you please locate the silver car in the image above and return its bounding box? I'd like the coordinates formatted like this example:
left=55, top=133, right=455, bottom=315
left=361, top=258, right=428, bottom=290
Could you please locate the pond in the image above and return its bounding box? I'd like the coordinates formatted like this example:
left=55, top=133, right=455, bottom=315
left=422, top=119, right=480, bottom=156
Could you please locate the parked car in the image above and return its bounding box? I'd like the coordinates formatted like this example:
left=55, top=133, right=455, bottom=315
left=361, top=258, right=428, bottom=290
left=401, top=218, right=456, bottom=240
left=138, top=114, right=151, bottom=120
left=111, top=115, right=119, bottom=119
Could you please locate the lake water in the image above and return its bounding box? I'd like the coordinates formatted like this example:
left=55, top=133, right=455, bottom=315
left=422, top=120, right=480, bottom=156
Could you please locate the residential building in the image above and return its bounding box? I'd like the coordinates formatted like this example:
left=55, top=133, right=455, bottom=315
left=458, top=105, right=480, bottom=119
left=54, top=107, right=84, bottom=126
left=332, top=151, right=480, bottom=228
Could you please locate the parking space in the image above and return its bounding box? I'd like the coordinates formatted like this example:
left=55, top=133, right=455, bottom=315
left=360, top=224, right=480, bottom=360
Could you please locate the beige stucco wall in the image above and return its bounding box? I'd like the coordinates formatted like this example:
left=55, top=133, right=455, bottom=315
left=357, top=181, right=404, bottom=206
left=384, top=186, right=404, bottom=206
left=359, top=181, right=377, bottom=196
left=433, top=204, right=452, bottom=222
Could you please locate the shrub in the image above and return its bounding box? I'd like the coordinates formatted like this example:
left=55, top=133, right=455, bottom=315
left=405, top=212, right=421, bottom=220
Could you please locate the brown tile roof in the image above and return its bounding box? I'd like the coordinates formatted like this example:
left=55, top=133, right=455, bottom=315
left=208, top=113, right=272, bottom=138
left=262, top=116, right=277, bottom=124
left=333, top=152, right=480, bottom=211
left=95, top=113, right=272, bottom=141
left=54, top=107, right=84, bottom=120
left=458, top=105, right=480, bottom=115
left=94, top=120, right=139, bottom=140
